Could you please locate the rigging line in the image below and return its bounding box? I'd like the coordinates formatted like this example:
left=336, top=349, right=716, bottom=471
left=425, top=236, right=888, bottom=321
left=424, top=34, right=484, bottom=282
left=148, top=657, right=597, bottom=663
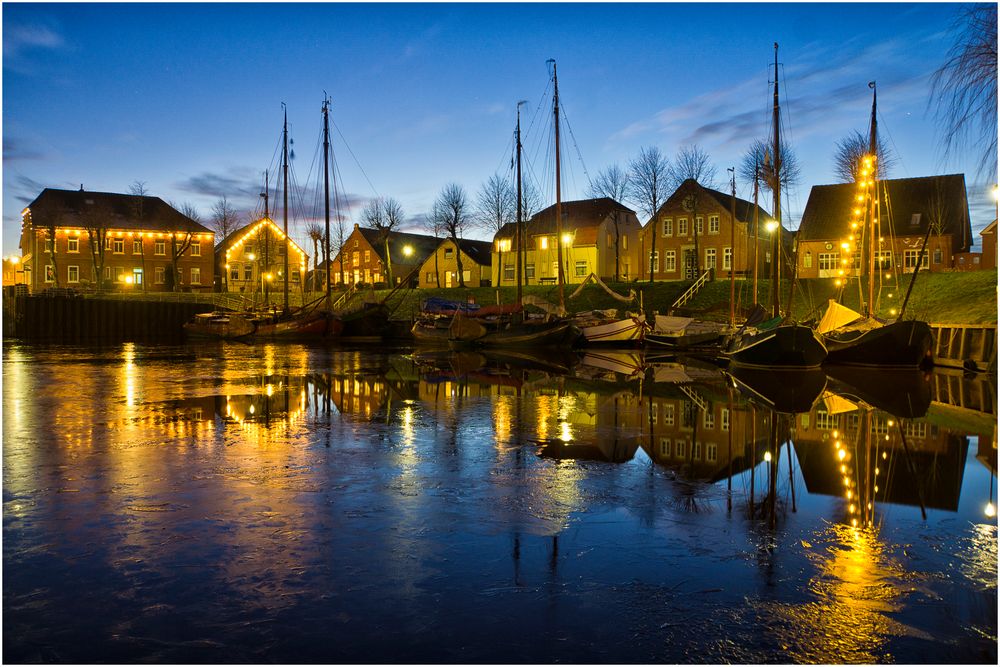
left=331, top=119, right=381, bottom=200
left=876, top=108, right=910, bottom=178
left=559, top=100, right=591, bottom=189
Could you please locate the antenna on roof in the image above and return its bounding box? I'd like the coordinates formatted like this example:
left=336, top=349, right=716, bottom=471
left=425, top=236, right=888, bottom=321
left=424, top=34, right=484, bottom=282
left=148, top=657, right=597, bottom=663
left=79, top=184, right=84, bottom=191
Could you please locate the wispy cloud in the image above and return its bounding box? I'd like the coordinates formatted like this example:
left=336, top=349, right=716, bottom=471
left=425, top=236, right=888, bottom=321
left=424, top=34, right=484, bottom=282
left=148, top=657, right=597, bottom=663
left=3, top=138, right=45, bottom=163
left=3, top=23, right=64, bottom=59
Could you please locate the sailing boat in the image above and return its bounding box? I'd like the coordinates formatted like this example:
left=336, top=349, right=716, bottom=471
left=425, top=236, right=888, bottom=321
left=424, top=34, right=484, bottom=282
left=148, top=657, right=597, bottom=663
left=817, top=83, right=933, bottom=367
left=446, top=67, right=576, bottom=349
left=726, top=44, right=827, bottom=369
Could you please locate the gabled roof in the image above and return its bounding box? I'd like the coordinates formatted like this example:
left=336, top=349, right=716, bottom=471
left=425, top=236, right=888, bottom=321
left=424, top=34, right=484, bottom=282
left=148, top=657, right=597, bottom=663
left=655, top=179, right=771, bottom=224
left=215, top=218, right=307, bottom=259
left=797, top=174, right=972, bottom=247
left=494, top=197, right=636, bottom=241
left=357, top=227, right=441, bottom=266
left=982, top=219, right=997, bottom=236
left=26, top=188, right=212, bottom=235
left=449, top=238, right=494, bottom=266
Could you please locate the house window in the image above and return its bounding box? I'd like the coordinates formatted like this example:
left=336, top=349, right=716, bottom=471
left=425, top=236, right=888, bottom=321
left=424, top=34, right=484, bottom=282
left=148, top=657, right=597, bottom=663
left=804, top=251, right=812, bottom=268
left=525, top=263, right=535, bottom=279
left=231, top=265, right=240, bottom=281
left=721, top=408, right=729, bottom=431
left=723, top=247, right=732, bottom=270
left=815, top=410, right=837, bottom=430
left=910, top=213, right=922, bottom=227
left=443, top=248, right=453, bottom=260
left=67, top=265, right=79, bottom=283
left=622, top=235, right=628, bottom=250
left=104, top=237, right=113, bottom=251
left=703, top=410, right=715, bottom=429
left=933, top=248, right=943, bottom=264
left=707, top=443, right=717, bottom=463
left=663, top=218, right=673, bottom=236
left=113, top=238, right=125, bottom=254
left=676, top=441, right=686, bottom=458
left=132, top=268, right=143, bottom=285
left=709, top=215, right=720, bottom=234
left=678, top=218, right=688, bottom=235
left=45, top=237, right=55, bottom=254
left=693, top=442, right=702, bottom=461
left=155, top=267, right=165, bottom=284
left=904, top=249, right=928, bottom=269
left=244, top=265, right=253, bottom=281
left=504, top=264, right=514, bottom=280
left=538, top=237, right=548, bottom=250
left=651, top=402, right=658, bottom=424
left=659, top=438, right=670, bottom=458
left=575, top=260, right=587, bottom=277
left=352, top=251, right=359, bottom=266
left=133, top=239, right=142, bottom=254
left=664, top=403, right=675, bottom=426
left=353, top=239, right=359, bottom=248
left=818, top=253, right=839, bottom=271
left=154, top=240, right=166, bottom=255
left=68, top=237, right=79, bottom=253
left=364, top=250, right=371, bottom=263
left=191, top=242, right=201, bottom=257
left=462, top=270, right=471, bottom=282
left=696, top=217, right=704, bottom=234
left=291, top=269, right=300, bottom=283
left=649, top=251, right=659, bottom=273
left=705, top=248, right=717, bottom=269
left=114, top=266, right=125, bottom=283
left=606, top=233, right=613, bottom=249
left=623, top=260, right=630, bottom=278
left=426, top=272, right=434, bottom=283
left=665, top=250, right=676, bottom=272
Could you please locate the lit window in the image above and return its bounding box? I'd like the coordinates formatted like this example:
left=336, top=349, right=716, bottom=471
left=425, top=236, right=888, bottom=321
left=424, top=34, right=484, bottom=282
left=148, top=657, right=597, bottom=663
left=191, top=242, right=201, bottom=257
left=705, top=248, right=717, bottom=269
left=155, top=266, right=165, bottom=284
left=678, top=218, right=688, bottom=236
left=155, top=240, right=166, bottom=256
left=709, top=216, right=720, bottom=234
left=574, top=260, right=587, bottom=277
left=113, top=239, right=125, bottom=254
left=190, top=267, right=201, bottom=284
left=662, top=218, right=673, bottom=236
left=665, top=251, right=676, bottom=272
left=133, top=239, right=142, bottom=254
left=504, top=264, right=514, bottom=280
left=68, top=265, right=79, bottom=283
left=649, top=251, right=659, bottom=273
left=68, top=237, right=80, bottom=253
left=231, top=265, right=240, bottom=281
left=723, top=247, right=732, bottom=270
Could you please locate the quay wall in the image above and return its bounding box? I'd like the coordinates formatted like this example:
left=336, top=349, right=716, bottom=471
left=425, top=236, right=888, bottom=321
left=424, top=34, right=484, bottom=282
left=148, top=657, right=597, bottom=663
left=6, top=295, right=213, bottom=342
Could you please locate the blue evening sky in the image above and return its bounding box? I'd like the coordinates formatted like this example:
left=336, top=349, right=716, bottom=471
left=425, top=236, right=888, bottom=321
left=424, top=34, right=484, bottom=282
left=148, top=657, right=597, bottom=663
left=3, top=2, right=996, bottom=257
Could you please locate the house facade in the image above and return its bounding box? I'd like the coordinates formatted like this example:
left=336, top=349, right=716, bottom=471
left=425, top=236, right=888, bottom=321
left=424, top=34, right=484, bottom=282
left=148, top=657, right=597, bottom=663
left=216, top=218, right=307, bottom=296
left=417, top=238, right=493, bottom=288
left=324, top=224, right=439, bottom=289
left=639, top=179, right=777, bottom=283
left=18, top=188, right=214, bottom=293
left=981, top=219, right=997, bottom=270
left=796, top=174, right=972, bottom=280
left=490, top=197, right=643, bottom=287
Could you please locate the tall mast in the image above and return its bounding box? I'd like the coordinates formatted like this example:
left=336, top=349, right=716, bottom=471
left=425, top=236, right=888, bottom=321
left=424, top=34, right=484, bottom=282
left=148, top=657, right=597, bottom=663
left=323, top=96, right=332, bottom=308
left=728, top=167, right=737, bottom=329
left=866, top=81, right=878, bottom=317
left=550, top=59, right=565, bottom=312
left=282, top=104, right=290, bottom=312
left=515, top=101, right=525, bottom=309
left=770, top=43, right=782, bottom=319
left=751, top=160, right=760, bottom=305
left=262, top=169, right=270, bottom=305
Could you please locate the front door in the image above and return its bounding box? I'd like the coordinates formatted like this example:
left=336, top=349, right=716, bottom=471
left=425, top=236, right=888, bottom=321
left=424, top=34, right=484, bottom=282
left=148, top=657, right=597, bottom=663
left=683, top=249, right=698, bottom=279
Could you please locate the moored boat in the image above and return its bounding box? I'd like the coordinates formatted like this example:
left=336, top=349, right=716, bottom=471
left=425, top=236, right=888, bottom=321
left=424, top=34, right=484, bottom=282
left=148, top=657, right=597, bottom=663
left=645, top=314, right=723, bottom=349
left=726, top=324, right=827, bottom=369
left=572, top=309, right=646, bottom=345
left=183, top=311, right=256, bottom=340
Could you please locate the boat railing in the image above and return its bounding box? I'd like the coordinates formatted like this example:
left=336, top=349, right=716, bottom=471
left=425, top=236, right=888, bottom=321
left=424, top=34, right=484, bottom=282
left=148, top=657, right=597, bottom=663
left=670, top=269, right=714, bottom=309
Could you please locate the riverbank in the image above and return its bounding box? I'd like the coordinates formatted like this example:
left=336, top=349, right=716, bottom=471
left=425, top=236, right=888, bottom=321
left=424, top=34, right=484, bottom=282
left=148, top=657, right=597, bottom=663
left=381, top=270, right=997, bottom=325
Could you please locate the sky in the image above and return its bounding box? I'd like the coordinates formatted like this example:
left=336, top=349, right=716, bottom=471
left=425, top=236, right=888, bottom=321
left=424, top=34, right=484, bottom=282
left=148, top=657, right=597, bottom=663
left=3, top=2, right=997, bottom=258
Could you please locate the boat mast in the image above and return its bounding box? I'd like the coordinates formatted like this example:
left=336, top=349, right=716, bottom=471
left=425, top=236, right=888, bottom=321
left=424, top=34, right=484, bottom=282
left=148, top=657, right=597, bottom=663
left=729, top=167, right=737, bottom=329
left=752, top=159, right=760, bottom=305
left=516, top=101, right=525, bottom=310
left=770, top=43, right=782, bottom=319
left=866, top=81, right=878, bottom=318
left=262, top=169, right=270, bottom=305
left=282, top=103, right=290, bottom=312
left=323, top=96, right=332, bottom=308
left=550, top=59, right=565, bottom=312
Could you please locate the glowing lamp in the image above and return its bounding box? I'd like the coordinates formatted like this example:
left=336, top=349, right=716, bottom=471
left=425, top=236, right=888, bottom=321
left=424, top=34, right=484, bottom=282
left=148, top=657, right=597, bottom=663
left=986, top=502, right=996, bottom=518
left=764, top=220, right=779, bottom=233
left=561, top=233, right=572, bottom=245
left=402, top=245, right=414, bottom=257
left=763, top=451, right=772, bottom=462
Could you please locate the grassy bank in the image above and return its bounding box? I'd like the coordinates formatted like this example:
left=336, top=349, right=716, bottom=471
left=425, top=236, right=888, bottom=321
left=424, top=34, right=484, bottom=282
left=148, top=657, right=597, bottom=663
left=371, top=269, right=997, bottom=325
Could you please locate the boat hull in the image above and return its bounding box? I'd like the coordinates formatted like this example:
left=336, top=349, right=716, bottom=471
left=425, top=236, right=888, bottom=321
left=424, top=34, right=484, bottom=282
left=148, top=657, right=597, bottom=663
left=727, top=324, right=827, bottom=369
left=252, top=311, right=331, bottom=340
left=728, top=366, right=828, bottom=413
left=411, top=321, right=452, bottom=346
left=823, top=320, right=933, bottom=368
left=182, top=312, right=256, bottom=340
left=576, top=314, right=646, bottom=346
left=449, top=319, right=577, bottom=350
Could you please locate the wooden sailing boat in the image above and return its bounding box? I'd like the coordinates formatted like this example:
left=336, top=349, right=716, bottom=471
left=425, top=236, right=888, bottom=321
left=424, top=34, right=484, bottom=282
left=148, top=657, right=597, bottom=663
left=726, top=44, right=827, bottom=369
left=446, top=67, right=576, bottom=350
left=817, top=83, right=933, bottom=367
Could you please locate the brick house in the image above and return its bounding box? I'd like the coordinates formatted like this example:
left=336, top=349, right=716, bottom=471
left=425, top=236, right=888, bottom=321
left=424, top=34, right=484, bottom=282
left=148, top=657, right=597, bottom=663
left=639, top=179, right=778, bottom=282
left=796, top=174, right=972, bottom=279
left=981, top=219, right=997, bottom=270
left=216, top=218, right=308, bottom=295
left=417, top=238, right=493, bottom=288
left=18, top=188, right=214, bottom=293
left=324, top=224, right=439, bottom=288
left=490, top=197, right=643, bottom=287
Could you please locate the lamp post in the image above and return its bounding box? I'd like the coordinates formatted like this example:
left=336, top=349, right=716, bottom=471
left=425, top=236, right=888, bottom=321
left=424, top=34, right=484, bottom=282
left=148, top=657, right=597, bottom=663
left=401, top=245, right=413, bottom=287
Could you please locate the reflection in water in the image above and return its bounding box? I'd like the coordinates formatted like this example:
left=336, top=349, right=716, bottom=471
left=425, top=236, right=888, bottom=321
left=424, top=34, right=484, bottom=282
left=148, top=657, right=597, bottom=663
left=2, top=343, right=995, bottom=663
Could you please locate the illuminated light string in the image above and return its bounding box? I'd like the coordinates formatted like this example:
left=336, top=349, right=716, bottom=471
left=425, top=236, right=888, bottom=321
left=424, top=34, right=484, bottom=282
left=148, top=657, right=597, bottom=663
left=835, top=155, right=876, bottom=289
left=224, top=217, right=308, bottom=276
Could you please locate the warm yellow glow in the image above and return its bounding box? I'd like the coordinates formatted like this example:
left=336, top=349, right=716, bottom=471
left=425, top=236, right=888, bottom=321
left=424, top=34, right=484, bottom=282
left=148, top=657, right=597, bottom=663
left=838, top=449, right=847, bottom=461
left=764, top=451, right=772, bottom=462
left=403, top=245, right=414, bottom=257
left=889, top=309, right=897, bottom=316
left=986, top=502, right=996, bottom=518
left=765, top=220, right=779, bottom=233
left=247, top=253, right=256, bottom=261
left=561, top=233, right=572, bottom=246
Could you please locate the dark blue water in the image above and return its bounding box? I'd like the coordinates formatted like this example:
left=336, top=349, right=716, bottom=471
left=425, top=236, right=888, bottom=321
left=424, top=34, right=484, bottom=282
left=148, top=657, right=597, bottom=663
left=3, top=342, right=996, bottom=663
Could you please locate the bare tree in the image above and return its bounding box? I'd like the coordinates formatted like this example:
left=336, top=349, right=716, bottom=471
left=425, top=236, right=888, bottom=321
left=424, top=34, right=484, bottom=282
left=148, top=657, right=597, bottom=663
left=521, top=178, right=543, bottom=221
left=80, top=202, right=115, bottom=290
left=128, top=182, right=150, bottom=291
left=180, top=202, right=202, bottom=224
left=738, top=138, right=802, bottom=195
left=362, top=196, right=405, bottom=286
left=832, top=130, right=896, bottom=182
left=210, top=196, right=240, bottom=241
left=628, top=146, right=670, bottom=282
left=307, top=222, right=324, bottom=292
left=30, top=201, right=64, bottom=288
left=476, top=173, right=515, bottom=284
left=668, top=144, right=718, bottom=191
left=589, top=164, right=630, bottom=281
left=419, top=212, right=444, bottom=288
left=433, top=183, right=470, bottom=288
left=930, top=4, right=998, bottom=180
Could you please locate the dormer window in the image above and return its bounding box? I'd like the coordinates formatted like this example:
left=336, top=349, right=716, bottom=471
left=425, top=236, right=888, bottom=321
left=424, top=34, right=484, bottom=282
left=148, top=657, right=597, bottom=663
left=910, top=213, right=922, bottom=227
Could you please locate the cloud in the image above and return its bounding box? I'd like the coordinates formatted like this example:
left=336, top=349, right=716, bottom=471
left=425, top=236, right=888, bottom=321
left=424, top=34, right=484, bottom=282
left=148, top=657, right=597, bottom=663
left=3, top=138, right=45, bottom=163
left=4, top=24, right=64, bottom=58
left=175, top=168, right=272, bottom=205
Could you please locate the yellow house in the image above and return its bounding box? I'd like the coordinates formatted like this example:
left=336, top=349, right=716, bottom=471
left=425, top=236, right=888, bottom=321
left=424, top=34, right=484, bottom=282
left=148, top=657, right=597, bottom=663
left=491, top=198, right=642, bottom=287
left=217, top=218, right=308, bottom=296
left=417, top=238, right=493, bottom=288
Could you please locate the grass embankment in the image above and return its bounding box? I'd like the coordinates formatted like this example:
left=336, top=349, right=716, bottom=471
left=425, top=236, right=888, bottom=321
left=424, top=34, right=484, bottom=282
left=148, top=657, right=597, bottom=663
left=371, top=269, right=997, bottom=325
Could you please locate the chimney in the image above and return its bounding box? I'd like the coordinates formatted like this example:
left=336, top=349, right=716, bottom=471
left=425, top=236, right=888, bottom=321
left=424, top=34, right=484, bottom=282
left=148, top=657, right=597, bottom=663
left=79, top=184, right=84, bottom=191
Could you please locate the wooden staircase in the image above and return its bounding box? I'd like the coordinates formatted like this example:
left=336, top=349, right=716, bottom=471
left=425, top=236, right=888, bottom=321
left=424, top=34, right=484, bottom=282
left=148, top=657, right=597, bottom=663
left=670, top=269, right=713, bottom=309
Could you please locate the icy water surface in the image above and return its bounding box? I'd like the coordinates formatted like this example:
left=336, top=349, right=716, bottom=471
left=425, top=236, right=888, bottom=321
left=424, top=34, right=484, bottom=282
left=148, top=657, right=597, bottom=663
left=3, top=342, right=997, bottom=663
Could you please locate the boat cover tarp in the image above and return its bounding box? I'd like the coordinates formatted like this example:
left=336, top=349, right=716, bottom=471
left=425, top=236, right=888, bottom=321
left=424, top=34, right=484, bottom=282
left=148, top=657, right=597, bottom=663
left=420, top=298, right=522, bottom=317
left=817, top=299, right=863, bottom=334
left=654, top=315, right=694, bottom=334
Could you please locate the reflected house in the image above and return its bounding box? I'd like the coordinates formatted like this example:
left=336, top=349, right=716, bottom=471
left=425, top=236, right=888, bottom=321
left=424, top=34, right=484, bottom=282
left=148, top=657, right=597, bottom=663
left=218, top=376, right=310, bottom=425
left=639, top=388, right=771, bottom=480
left=534, top=386, right=646, bottom=463
left=323, top=224, right=439, bottom=288
left=19, top=187, right=215, bottom=293
left=793, top=403, right=968, bottom=514
left=217, top=218, right=307, bottom=295
left=491, top=197, right=643, bottom=286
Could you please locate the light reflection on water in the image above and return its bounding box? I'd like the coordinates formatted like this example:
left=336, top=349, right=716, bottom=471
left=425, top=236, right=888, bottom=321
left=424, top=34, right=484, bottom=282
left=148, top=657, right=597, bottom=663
left=2, top=342, right=996, bottom=663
